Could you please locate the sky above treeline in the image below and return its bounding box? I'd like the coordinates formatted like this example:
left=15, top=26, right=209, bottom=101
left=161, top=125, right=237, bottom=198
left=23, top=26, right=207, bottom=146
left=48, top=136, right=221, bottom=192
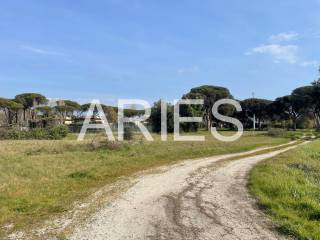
left=0, top=0, right=319, bottom=105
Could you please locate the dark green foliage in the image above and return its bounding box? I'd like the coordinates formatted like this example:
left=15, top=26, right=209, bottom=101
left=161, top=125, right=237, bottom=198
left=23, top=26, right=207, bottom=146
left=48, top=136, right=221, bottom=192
left=14, top=93, right=47, bottom=121
left=0, top=125, right=69, bottom=140
left=47, top=125, right=69, bottom=139
left=36, top=106, right=52, bottom=117
left=0, top=98, right=23, bottom=124
left=150, top=101, right=174, bottom=133
left=179, top=103, right=199, bottom=132
left=296, top=115, right=314, bottom=129
left=14, top=93, right=47, bottom=108
left=241, top=98, right=272, bottom=129
left=183, top=85, right=234, bottom=129
left=54, top=100, right=81, bottom=117
left=123, top=109, right=145, bottom=117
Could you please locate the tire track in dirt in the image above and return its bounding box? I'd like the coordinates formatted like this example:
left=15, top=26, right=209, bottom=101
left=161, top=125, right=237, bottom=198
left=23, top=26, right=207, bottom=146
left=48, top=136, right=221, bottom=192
left=70, top=141, right=305, bottom=240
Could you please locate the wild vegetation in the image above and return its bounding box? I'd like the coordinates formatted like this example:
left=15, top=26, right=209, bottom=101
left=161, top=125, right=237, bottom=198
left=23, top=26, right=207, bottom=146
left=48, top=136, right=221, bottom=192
left=0, top=67, right=319, bottom=238
left=0, top=125, right=69, bottom=140
left=0, top=67, right=320, bottom=136
left=0, top=132, right=288, bottom=236
left=150, top=68, right=320, bottom=132
left=250, top=141, right=320, bottom=240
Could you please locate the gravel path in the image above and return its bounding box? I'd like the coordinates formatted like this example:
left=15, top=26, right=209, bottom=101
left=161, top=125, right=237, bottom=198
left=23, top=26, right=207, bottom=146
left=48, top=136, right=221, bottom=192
left=70, top=142, right=302, bottom=240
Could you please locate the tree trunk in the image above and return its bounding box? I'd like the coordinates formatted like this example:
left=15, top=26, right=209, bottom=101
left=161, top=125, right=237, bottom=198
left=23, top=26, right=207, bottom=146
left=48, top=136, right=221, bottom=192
left=3, top=109, right=9, bottom=125
left=314, top=113, right=320, bottom=131
left=204, top=113, right=210, bottom=131
left=8, top=111, right=13, bottom=125
left=293, top=119, right=297, bottom=131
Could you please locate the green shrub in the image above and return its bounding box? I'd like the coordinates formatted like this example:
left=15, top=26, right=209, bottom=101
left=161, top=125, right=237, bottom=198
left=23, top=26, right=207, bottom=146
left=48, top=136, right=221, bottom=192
left=47, top=125, right=69, bottom=140
left=7, top=129, right=28, bottom=139
left=267, top=128, right=300, bottom=140
left=0, top=125, right=69, bottom=140
left=267, top=128, right=287, bottom=137
left=30, top=128, right=47, bottom=139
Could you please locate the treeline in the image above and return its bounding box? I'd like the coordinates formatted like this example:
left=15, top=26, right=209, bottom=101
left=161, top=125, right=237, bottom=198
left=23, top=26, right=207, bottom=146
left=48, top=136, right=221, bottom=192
left=0, top=94, right=143, bottom=128
left=1, top=68, right=320, bottom=132
left=149, top=69, right=320, bottom=132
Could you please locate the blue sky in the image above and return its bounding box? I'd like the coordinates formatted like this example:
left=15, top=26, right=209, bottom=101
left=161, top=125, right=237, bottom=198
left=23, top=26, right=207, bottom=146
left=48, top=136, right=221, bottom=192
left=0, top=0, right=320, bottom=105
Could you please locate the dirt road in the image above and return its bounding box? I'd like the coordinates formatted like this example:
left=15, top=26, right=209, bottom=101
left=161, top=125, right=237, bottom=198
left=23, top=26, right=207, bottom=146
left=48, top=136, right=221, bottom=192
left=70, top=142, right=302, bottom=240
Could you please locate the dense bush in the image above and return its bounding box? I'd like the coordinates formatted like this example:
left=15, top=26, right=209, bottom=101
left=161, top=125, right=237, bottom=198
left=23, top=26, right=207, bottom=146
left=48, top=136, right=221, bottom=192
left=0, top=125, right=69, bottom=140
left=267, top=128, right=300, bottom=140
left=267, top=128, right=287, bottom=137
left=47, top=125, right=69, bottom=139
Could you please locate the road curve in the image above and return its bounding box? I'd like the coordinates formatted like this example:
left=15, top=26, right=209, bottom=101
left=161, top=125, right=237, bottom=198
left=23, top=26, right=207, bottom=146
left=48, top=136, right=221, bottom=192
left=70, top=142, right=303, bottom=240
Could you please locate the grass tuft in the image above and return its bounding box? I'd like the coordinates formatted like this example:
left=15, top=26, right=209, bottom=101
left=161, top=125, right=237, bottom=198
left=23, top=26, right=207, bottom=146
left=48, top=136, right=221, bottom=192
left=250, top=140, right=320, bottom=240
left=0, top=131, right=287, bottom=236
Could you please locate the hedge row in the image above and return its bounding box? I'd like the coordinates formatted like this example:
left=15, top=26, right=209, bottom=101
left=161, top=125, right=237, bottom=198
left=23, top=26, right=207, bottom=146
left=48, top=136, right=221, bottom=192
left=0, top=125, right=69, bottom=140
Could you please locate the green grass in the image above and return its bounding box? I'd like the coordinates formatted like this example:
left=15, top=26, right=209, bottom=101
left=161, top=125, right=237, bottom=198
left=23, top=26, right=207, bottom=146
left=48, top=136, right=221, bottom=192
left=250, top=140, right=320, bottom=240
left=0, top=131, right=287, bottom=236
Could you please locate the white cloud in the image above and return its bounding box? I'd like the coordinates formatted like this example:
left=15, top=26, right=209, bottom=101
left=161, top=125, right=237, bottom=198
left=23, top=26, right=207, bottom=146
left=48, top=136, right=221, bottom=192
left=247, top=31, right=318, bottom=68
left=20, top=45, right=66, bottom=56
left=177, top=66, right=200, bottom=74
left=301, top=60, right=319, bottom=67
left=246, top=44, right=298, bottom=64
left=269, top=32, right=299, bottom=42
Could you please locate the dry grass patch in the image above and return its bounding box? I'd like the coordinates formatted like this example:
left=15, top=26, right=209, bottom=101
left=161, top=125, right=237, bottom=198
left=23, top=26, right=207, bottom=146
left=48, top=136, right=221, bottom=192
left=0, top=131, right=287, bottom=237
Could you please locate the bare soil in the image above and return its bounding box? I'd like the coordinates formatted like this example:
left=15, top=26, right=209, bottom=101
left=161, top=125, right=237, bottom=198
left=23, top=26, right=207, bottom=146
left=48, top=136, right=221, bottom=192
left=70, top=142, right=302, bottom=240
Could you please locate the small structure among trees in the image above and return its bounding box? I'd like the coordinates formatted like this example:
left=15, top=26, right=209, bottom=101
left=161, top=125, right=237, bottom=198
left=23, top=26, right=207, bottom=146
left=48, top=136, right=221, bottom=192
left=1, top=66, right=320, bottom=134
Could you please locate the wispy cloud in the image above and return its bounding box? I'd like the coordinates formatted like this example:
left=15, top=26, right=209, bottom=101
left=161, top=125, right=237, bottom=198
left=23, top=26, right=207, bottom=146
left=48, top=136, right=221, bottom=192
left=269, top=32, right=299, bottom=42
left=301, top=60, right=319, bottom=67
left=177, top=66, right=200, bottom=75
left=246, top=44, right=298, bottom=64
left=20, top=45, right=66, bottom=56
left=247, top=31, right=318, bottom=67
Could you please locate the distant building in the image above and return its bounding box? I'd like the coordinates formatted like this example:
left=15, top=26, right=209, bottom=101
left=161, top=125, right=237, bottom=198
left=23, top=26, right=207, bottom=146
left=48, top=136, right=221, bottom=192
left=64, top=116, right=73, bottom=125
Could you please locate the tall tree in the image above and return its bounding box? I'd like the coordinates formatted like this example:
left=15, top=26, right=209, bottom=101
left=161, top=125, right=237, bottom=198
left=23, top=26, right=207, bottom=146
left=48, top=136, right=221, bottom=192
left=241, top=98, right=272, bottom=129
left=310, top=67, right=320, bottom=129
left=183, top=85, right=234, bottom=130
left=54, top=100, right=80, bottom=123
left=0, top=98, right=23, bottom=125
left=8, top=100, right=23, bottom=124
left=272, top=95, right=304, bottom=130
left=101, top=105, right=118, bottom=123
left=0, top=98, right=13, bottom=125
left=37, top=106, right=53, bottom=118
left=150, top=100, right=174, bottom=133
left=14, top=93, right=47, bottom=121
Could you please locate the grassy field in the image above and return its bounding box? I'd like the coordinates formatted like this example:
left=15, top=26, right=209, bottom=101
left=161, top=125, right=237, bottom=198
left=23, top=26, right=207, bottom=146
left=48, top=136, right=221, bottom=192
left=250, top=140, right=320, bottom=240
left=0, top=131, right=288, bottom=236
